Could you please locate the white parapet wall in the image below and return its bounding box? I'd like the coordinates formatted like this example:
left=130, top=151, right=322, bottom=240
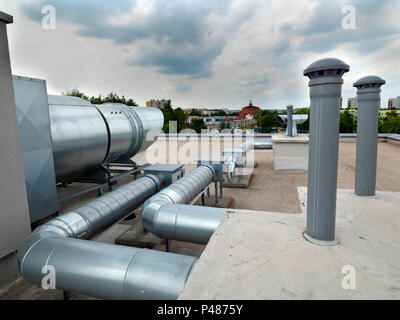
left=272, top=134, right=309, bottom=171
left=179, top=187, right=400, bottom=300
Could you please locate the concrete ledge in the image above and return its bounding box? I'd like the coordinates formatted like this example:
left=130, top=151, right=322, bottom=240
left=179, top=188, right=400, bottom=299
left=273, top=135, right=309, bottom=171
left=271, top=134, right=309, bottom=143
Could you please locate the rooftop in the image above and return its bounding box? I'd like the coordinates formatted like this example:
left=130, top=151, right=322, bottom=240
left=1, top=138, right=400, bottom=299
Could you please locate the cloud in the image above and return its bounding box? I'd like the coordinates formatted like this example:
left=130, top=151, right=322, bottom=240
left=292, top=0, right=400, bottom=54
left=175, top=82, right=192, bottom=94
left=9, top=0, right=400, bottom=108
left=21, top=0, right=259, bottom=78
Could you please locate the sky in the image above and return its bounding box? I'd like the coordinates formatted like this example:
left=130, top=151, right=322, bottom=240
left=2, top=0, right=400, bottom=109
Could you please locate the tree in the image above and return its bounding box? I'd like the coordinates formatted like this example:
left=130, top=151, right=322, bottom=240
left=160, top=100, right=188, bottom=133
left=211, top=109, right=227, bottom=116
left=63, top=88, right=88, bottom=100
left=340, top=110, right=355, bottom=133
left=296, top=107, right=310, bottom=132
left=64, top=89, right=138, bottom=106
left=173, top=107, right=188, bottom=132
left=189, top=108, right=202, bottom=116
left=253, top=110, right=261, bottom=128
left=190, top=118, right=207, bottom=133
left=102, top=92, right=138, bottom=106
left=260, top=111, right=279, bottom=133
left=379, top=111, right=400, bottom=133
left=161, top=101, right=175, bottom=133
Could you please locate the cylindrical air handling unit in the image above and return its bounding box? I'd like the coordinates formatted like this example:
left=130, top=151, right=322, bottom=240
left=48, top=95, right=164, bottom=182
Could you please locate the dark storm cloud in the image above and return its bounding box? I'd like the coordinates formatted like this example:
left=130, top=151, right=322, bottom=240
left=291, top=0, right=400, bottom=54
left=21, top=0, right=257, bottom=78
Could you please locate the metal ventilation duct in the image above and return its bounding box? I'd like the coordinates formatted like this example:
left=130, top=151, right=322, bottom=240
left=47, top=95, right=163, bottom=182
left=276, top=114, right=308, bottom=136
left=18, top=174, right=197, bottom=300
left=142, top=165, right=227, bottom=244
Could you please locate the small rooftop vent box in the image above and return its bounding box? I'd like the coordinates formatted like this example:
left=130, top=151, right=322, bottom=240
left=197, top=156, right=234, bottom=181
left=142, top=164, right=184, bottom=187
left=221, top=149, right=247, bottom=168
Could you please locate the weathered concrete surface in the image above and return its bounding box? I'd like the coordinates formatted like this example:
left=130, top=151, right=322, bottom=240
left=193, top=195, right=234, bottom=209
left=272, top=134, right=309, bottom=171
left=223, top=174, right=253, bottom=189
left=58, top=141, right=400, bottom=215
left=179, top=187, right=400, bottom=300
left=3, top=140, right=400, bottom=299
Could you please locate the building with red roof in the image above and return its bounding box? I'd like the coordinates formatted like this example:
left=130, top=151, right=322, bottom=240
left=239, top=100, right=260, bottom=118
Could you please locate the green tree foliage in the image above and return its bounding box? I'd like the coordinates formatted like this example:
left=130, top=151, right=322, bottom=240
left=295, top=107, right=310, bottom=132
left=160, top=100, right=188, bottom=133
left=218, top=120, right=232, bottom=132
left=379, top=111, right=400, bottom=133
left=252, top=110, right=261, bottom=126
left=189, top=108, right=202, bottom=116
left=260, top=111, right=279, bottom=133
left=211, top=109, right=227, bottom=116
left=189, top=118, right=207, bottom=133
left=63, top=88, right=89, bottom=100
left=64, top=89, right=138, bottom=106
left=339, top=110, right=356, bottom=133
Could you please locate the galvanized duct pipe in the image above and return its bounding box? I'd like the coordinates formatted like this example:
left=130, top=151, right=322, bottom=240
left=238, top=140, right=254, bottom=152
left=18, top=175, right=197, bottom=299
left=276, top=114, right=308, bottom=136
left=48, top=95, right=163, bottom=182
left=238, top=140, right=274, bottom=150
left=142, top=165, right=227, bottom=244
left=253, top=140, right=274, bottom=149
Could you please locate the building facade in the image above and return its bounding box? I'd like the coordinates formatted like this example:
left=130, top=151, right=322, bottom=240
left=347, top=97, right=358, bottom=110
left=388, top=97, right=400, bottom=110
left=239, top=101, right=260, bottom=118
left=146, top=99, right=169, bottom=109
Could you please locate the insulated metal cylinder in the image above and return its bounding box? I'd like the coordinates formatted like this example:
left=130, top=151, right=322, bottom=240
left=17, top=174, right=198, bottom=300
left=19, top=236, right=196, bottom=300
left=142, top=165, right=216, bottom=238
left=287, top=105, right=293, bottom=137
left=49, top=104, right=109, bottom=182
left=354, top=76, right=386, bottom=196
left=303, top=58, right=349, bottom=244
left=47, top=95, right=163, bottom=182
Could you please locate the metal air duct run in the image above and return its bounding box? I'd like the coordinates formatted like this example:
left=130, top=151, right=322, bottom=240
left=18, top=175, right=197, bottom=300
left=142, top=165, right=227, bottom=244
left=48, top=95, right=164, bottom=182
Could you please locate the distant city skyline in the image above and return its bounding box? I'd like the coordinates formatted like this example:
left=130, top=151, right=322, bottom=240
left=2, top=0, right=400, bottom=109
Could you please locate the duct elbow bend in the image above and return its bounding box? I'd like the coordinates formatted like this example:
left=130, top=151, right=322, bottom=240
left=142, top=199, right=166, bottom=234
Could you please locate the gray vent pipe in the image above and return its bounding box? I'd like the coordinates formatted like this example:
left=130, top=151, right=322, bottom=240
left=276, top=114, right=308, bottom=136
left=48, top=95, right=163, bottom=182
left=287, top=105, right=293, bottom=137
left=142, top=165, right=227, bottom=244
left=18, top=175, right=197, bottom=299
left=354, top=76, right=386, bottom=196
left=303, top=58, right=349, bottom=245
